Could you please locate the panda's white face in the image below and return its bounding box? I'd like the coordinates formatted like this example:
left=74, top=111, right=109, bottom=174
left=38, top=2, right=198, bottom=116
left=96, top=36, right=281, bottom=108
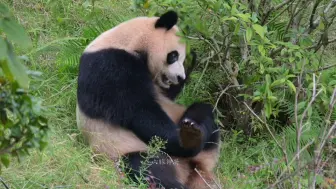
left=158, top=50, right=186, bottom=89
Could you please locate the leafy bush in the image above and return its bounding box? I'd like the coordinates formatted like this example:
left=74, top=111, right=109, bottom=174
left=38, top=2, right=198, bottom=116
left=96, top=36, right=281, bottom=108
left=0, top=3, right=49, bottom=171
left=133, top=0, right=336, bottom=188
left=134, top=0, right=336, bottom=133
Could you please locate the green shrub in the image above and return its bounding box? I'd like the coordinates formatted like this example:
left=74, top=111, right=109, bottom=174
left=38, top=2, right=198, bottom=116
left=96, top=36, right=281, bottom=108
left=0, top=3, right=49, bottom=171
left=133, top=0, right=336, bottom=134
left=133, top=0, right=336, bottom=188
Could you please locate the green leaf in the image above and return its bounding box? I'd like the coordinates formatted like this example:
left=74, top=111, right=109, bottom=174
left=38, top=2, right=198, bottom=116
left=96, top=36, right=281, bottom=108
left=317, top=21, right=325, bottom=30
left=6, top=41, right=29, bottom=89
left=271, top=78, right=286, bottom=88
left=286, top=80, right=296, bottom=93
left=39, top=141, right=48, bottom=151
left=258, top=45, right=265, bottom=56
left=286, top=74, right=296, bottom=79
left=264, top=101, right=272, bottom=118
left=0, top=18, right=32, bottom=49
left=308, top=106, right=312, bottom=117
left=268, top=95, right=277, bottom=102
left=251, top=13, right=258, bottom=22
left=234, top=22, right=240, bottom=35
left=1, top=154, right=10, bottom=168
left=0, top=59, right=13, bottom=81
left=0, top=38, right=7, bottom=59
left=281, top=48, right=287, bottom=56
left=246, top=28, right=252, bottom=42
left=221, top=16, right=238, bottom=22
left=265, top=74, right=271, bottom=85
left=236, top=13, right=250, bottom=22
left=297, top=101, right=306, bottom=111
left=252, top=96, right=261, bottom=102
left=328, top=80, right=336, bottom=87
left=259, top=63, right=264, bottom=74
left=252, top=24, right=265, bottom=39
left=295, top=52, right=302, bottom=59
left=289, top=56, right=295, bottom=63
left=0, top=3, right=10, bottom=17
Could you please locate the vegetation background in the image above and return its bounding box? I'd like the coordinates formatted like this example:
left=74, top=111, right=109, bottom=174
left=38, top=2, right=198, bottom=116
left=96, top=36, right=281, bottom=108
left=0, top=0, right=335, bottom=188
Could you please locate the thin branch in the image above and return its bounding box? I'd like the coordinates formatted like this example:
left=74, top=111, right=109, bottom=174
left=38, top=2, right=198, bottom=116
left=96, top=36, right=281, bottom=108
left=213, top=84, right=243, bottom=111
left=261, top=0, right=296, bottom=25
left=308, top=63, right=336, bottom=73
left=311, top=88, right=336, bottom=188
left=0, top=177, right=9, bottom=189
left=269, top=140, right=315, bottom=188
left=309, top=0, right=323, bottom=30
left=307, top=0, right=336, bottom=34
left=284, top=0, right=304, bottom=35
left=306, top=38, right=336, bottom=51
left=243, top=102, right=283, bottom=153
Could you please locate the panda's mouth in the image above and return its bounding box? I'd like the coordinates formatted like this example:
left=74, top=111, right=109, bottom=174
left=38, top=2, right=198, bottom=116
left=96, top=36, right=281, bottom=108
left=157, top=74, right=173, bottom=89
left=162, top=74, right=173, bottom=85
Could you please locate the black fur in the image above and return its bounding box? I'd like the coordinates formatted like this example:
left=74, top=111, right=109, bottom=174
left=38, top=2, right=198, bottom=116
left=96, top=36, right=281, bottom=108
left=77, top=48, right=210, bottom=158
left=155, top=11, right=178, bottom=30
left=180, top=103, right=220, bottom=151
left=123, top=152, right=189, bottom=189
left=167, top=50, right=179, bottom=65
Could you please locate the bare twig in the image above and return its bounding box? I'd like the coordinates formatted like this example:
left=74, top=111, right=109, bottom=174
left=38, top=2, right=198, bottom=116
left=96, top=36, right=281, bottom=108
left=269, top=139, right=315, bottom=188
left=284, top=0, right=304, bottom=35
left=0, top=177, right=9, bottom=189
left=243, top=102, right=283, bottom=153
left=307, top=38, right=336, bottom=51
left=309, top=0, right=323, bottom=30
left=307, top=0, right=336, bottom=34
left=240, top=31, right=249, bottom=62
left=213, top=84, right=243, bottom=111
left=312, top=88, right=336, bottom=187
left=261, top=0, right=295, bottom=25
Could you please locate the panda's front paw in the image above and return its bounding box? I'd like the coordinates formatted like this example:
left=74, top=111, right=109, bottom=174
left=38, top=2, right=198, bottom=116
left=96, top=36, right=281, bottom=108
left=179, top=118, right=203, bottom=149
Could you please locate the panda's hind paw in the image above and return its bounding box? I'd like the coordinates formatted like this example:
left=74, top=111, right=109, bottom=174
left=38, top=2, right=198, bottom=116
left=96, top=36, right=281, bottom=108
left=179, top=118, right=203, bottom=149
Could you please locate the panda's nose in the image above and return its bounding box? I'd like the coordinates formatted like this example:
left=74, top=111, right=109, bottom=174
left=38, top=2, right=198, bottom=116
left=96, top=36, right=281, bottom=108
left=178, top=72, right=186, bottom=81
left=177, top=75, right=184, bottom=82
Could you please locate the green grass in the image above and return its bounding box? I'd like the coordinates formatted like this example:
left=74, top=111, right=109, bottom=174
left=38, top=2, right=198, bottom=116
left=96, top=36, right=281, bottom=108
left=0, top=1, right=135, bottom=188
left=1, top=0, right=335, bottom=189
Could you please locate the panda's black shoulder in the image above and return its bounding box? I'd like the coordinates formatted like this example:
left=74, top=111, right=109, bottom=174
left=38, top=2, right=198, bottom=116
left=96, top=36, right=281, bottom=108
left=77, top=48, right=157, bottom=126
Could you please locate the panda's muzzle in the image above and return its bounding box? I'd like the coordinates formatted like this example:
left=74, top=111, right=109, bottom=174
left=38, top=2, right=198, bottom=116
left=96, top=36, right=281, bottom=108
left=162, top=73, right=180, bottom=85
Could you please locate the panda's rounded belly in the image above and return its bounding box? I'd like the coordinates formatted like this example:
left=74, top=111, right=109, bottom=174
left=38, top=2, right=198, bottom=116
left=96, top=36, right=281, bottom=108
left=76, top=105, right=148, bottom=160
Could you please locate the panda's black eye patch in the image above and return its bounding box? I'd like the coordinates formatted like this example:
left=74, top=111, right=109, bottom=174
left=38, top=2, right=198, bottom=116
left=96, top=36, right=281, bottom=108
left=167, top=51, right=179, bottom=65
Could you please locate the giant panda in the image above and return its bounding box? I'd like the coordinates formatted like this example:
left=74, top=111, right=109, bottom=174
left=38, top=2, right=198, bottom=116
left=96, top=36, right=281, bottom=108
left=76, top=10, right=221, bottom=189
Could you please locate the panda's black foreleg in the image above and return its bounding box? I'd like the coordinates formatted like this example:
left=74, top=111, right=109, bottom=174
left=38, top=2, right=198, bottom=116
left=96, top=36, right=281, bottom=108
left=122, top=151, right=189, bottom=189
left=179, top=102, right=220, bottom=151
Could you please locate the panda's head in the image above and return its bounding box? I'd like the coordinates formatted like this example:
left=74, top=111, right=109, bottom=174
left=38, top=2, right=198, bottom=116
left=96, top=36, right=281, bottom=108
left=145, top=11, right=186, bottom=89
left=85, top=10, right=187, bottom=89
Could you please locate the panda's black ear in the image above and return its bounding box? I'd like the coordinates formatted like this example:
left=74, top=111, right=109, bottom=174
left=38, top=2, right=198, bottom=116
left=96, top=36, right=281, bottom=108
left=155, top=11, right=178, bottom=30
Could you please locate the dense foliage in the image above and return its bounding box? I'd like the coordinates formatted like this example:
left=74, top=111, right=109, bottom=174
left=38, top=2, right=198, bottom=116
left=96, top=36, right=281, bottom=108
left=0, top=3, right=48, bottom=171
left=132, top=0, right=336, bottom=188
left=134, top=0, right=336, bottom=132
